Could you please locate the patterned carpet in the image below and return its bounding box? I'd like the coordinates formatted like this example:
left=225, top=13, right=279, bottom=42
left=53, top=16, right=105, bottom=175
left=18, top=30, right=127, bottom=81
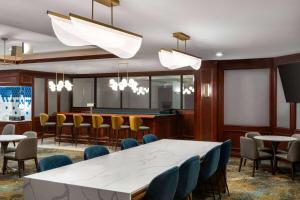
left=0, top=148, right=299, bottom=200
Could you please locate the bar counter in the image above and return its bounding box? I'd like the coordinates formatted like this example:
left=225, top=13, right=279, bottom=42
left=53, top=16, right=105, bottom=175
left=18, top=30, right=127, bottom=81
left=53, top=110, right=179, bottom=142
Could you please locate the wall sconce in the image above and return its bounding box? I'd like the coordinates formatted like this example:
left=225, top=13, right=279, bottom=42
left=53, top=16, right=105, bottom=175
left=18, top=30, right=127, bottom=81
left=202, top=83, right=212, bottom=97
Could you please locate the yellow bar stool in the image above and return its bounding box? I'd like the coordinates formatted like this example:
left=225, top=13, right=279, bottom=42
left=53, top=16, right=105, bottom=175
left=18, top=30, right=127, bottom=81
left=129, top=116, right=150, bottom=143
left=92, top=115, right=111, bottom=146
left=111, top=115, right=130, bottom=150
left=56, top=114, right=74, bottom=146
left=40, top=113, right=56, bottom=144
left=73, top=114, right=92, bottom=146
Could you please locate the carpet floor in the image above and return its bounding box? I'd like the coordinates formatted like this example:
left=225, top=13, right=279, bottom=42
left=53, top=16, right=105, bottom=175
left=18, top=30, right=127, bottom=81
left=0, top=148, right=299, bottom=200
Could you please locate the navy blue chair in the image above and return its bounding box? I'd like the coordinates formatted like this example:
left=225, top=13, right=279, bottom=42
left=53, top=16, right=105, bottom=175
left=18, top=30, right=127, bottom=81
left=142, top=134, right=158, bottom=144
left=174, top=156, right=201, bottom=200
left=217, top=140, right=232, bottom=196
left=198, top=145, right=221, bottom=200
left=121, top=138, right=138, bottom=150
left=144, top=166, right=179, bottom=200
left=84, top=145, right=109, bottom=160
left=38, top=155, right=72, bottom=172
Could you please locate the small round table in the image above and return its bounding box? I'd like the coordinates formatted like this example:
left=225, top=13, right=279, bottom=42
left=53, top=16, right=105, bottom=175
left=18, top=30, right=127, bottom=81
left=254, top=135, right=297, bottom=174
left=0, top=135, right=27, bottom=153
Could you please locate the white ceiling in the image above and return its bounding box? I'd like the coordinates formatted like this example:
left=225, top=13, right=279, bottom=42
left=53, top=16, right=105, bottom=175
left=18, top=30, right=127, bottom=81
left=0, top=0, right=300, bottom=73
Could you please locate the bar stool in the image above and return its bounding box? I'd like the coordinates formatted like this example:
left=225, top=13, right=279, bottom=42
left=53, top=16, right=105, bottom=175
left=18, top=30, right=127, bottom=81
left=129, top=116, right=150, bottom=143
left=92, top=115, right=111, bottom=146
left=73, top=114, right=92, bottom=146
left=56, top=114, right=74, bottom=146
left=40, top=113, right=56, bottom=144
left=111, top=115, right=130, bottom=150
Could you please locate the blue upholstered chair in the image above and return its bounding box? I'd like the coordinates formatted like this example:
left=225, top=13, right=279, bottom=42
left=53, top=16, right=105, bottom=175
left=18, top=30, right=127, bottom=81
left=198, top=145, right=221, bottom=200
left=142, top=134, right=158, bottom=144
left=38, top=155, right=72, bottom=172
left=144, top=166, right=179, bottom=200
left=217, top=140, right=232, bottom=196
left=174, top=156, right=201, bottom=200
left=84, top=145, right=109, bottom=160
left=121, top=138, right=138, bottom=150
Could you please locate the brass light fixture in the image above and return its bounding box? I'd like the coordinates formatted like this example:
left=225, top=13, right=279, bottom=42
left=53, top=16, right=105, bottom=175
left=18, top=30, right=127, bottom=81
left=158, top=32, right=202, bottom=70
left=47, top=0, right=143, bottom=59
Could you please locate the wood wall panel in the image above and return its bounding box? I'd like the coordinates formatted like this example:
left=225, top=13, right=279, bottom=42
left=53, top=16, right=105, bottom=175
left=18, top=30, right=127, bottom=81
left=178, top=110, right=194, bottom=139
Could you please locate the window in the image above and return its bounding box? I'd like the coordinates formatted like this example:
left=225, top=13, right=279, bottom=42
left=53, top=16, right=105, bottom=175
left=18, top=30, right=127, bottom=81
left=34, top=78, right=45, bottom=116
left=97, top=77, right=121, bottom=108
left=48, top=79, right=57, bottom=115
left=122, top=76, right=150, bottom=108
left=224, top=69, right=270, bottom=126
left=183, top=75, right=194, bottom=109
left=277, top=69, right=290, bottom=128
left=72, top=78, right=94, bottom=107
left=151, top=76, right=181, bottom=110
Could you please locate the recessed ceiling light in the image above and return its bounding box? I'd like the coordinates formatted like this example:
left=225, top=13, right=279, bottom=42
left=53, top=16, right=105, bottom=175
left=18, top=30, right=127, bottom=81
left=216, top=52, right=223, bottom=57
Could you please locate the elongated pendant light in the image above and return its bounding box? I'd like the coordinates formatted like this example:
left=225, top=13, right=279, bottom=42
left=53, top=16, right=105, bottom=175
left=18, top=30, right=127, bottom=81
left=47, top=0, right=143, bottom=59
left=158, top=32, right=202, bottom=70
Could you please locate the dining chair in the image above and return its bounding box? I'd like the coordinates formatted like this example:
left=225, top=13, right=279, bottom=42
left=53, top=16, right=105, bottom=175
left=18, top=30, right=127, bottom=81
left=217, top=140, right=232, bottom=196
left=239, top=136, right=273, bottom=177
left=38, top=155, right=72, bottom=172
left=73, top=114, right=92, bottom=146
left=111, top=116, right=130, bottom=150
left=142, top=134, right=158, bottom=144
left=197, top=145, right=221, bottom=200
left=40, top=113, right=56, bottom=144
left=129, top=116, right=150, bottom=143
left=57, top=114, right=74, bottom=146
left=144, top=166, right=179, bottom=200
left=174, top=156, right=200, bottom=200
left=84, top=145, right=109, bottom=160
left=275, top=140, right=300, bottom=180
left=120, top=138, right=138, bottom=150
left=23, top=131, right=37, bottom=138
left=245, top=132, right=271, bottom=152
left=2, top=138, right=38, bottom=177
left=278, top=134, right=300, bottom=154
left=92, top=115, right=110, bottom=146
left=1, top=124, right=16, bottom=147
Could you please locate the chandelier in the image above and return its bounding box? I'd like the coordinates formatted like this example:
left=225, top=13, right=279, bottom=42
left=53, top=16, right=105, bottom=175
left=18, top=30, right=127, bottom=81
left=48, top=73, right=73, bottom=92
left=47, top=0, right=143, bottom=59
left=158, top=32, right=202, bottom=70
left=109, top=62, right=149, bottom=95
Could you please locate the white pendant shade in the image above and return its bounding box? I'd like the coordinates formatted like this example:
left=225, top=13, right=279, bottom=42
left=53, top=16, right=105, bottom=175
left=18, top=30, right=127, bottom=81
left=47, top=11, right=90, bottom=47
left=158, top=49, right=202, bottom=70
left=69, top=14, right=143, bottom=59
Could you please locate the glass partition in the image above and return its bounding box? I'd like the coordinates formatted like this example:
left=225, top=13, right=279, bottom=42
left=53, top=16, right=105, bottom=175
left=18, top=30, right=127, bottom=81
left=0, top=86, right=32, bottom=121
left=151, top=76, right=181, bottom=110
left=122, top=76, right=149, bottom=108
left=72, top=78, right=95, bottom=107
left=182, top=75, right=194, bottom=109
left=97, top=77, right=121, bottom=108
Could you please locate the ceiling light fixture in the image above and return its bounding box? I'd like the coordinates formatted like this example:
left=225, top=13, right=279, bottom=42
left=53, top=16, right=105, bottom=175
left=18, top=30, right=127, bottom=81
left=47, top=0, right=143, bottom=58
left=158, top=32, right=202, bottom=70
left=216, top=52, right=223, bottom=57
left=48, top=72, right=73, bottom=92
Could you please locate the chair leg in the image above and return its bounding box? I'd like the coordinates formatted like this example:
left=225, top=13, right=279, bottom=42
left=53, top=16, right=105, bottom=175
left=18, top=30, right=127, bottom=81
left=243, top=159, right=247, bottom=166
left=58, top=127, right=62, bottom=146
left=256, top=160, right=259, bottom=170
left=18, top=161, right=22, bottom=178
left=2, top=157, right=7, bottom=175
left=209, top=180, right=216, bottom=200
left=34, top=157, right=39, bottom=172
left=291, top=163, right=295, bottom=180
left=41, top=126, right=44, bottom=144
left=238, top=158, right=243, bottom=172
left=252, top=160, right=256, bottom=177
left=270, top=159, right=274, bottom=174
left=216, top=180, right=222, bottom=200
left=115, top=130, right=119, bottom=151
left=22, top=161, right=25, bottom=172
left=222, top=170, right=230, bottom=196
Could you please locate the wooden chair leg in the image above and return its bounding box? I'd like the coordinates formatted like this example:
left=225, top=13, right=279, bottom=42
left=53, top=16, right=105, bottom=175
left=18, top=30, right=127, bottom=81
left=18, top=161, right=22, bottom=178
left=34, top=157, right=39, bottom=172
left=41, top=126, right=44, bottom=144
left=2, top=157, right=7, bottom=175
left=115, top=130, right=119, bottom=151
left=252, top=160, right=256, bottom=177
left=58, top=127, right=62, bottom=146
left=291, top=163, right=295, bottom=180
left=238, top=158, right=243, bottom=172
left=209, top=180, right=216, bottom=200
left=243, top=159, right=247, bottom=166
left=222, top=170, right=230, bottom=196
left=22, top=161, right=25, bottom=172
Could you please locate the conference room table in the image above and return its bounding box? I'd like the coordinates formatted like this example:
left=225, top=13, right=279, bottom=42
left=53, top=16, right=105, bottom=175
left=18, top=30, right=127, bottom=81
left=24, top=139, right=220, bottom=200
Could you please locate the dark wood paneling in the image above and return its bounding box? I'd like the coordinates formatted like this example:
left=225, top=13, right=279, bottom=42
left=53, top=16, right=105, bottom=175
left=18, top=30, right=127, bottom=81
left=178, top=110, right=194, bottom=139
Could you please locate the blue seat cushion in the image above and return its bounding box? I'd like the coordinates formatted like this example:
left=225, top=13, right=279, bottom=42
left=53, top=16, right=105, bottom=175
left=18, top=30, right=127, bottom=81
left=39, top=155, right=72, bottom=172
left=84, top=145, right=109, bottom=160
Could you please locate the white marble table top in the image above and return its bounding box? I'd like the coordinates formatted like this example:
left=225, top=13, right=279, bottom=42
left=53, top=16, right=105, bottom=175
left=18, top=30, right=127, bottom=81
left=24, top=139, right=220, bottom=200
left=254, top=135, right=297, bottom=142
left=0, top=135, right=27, bottom=142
